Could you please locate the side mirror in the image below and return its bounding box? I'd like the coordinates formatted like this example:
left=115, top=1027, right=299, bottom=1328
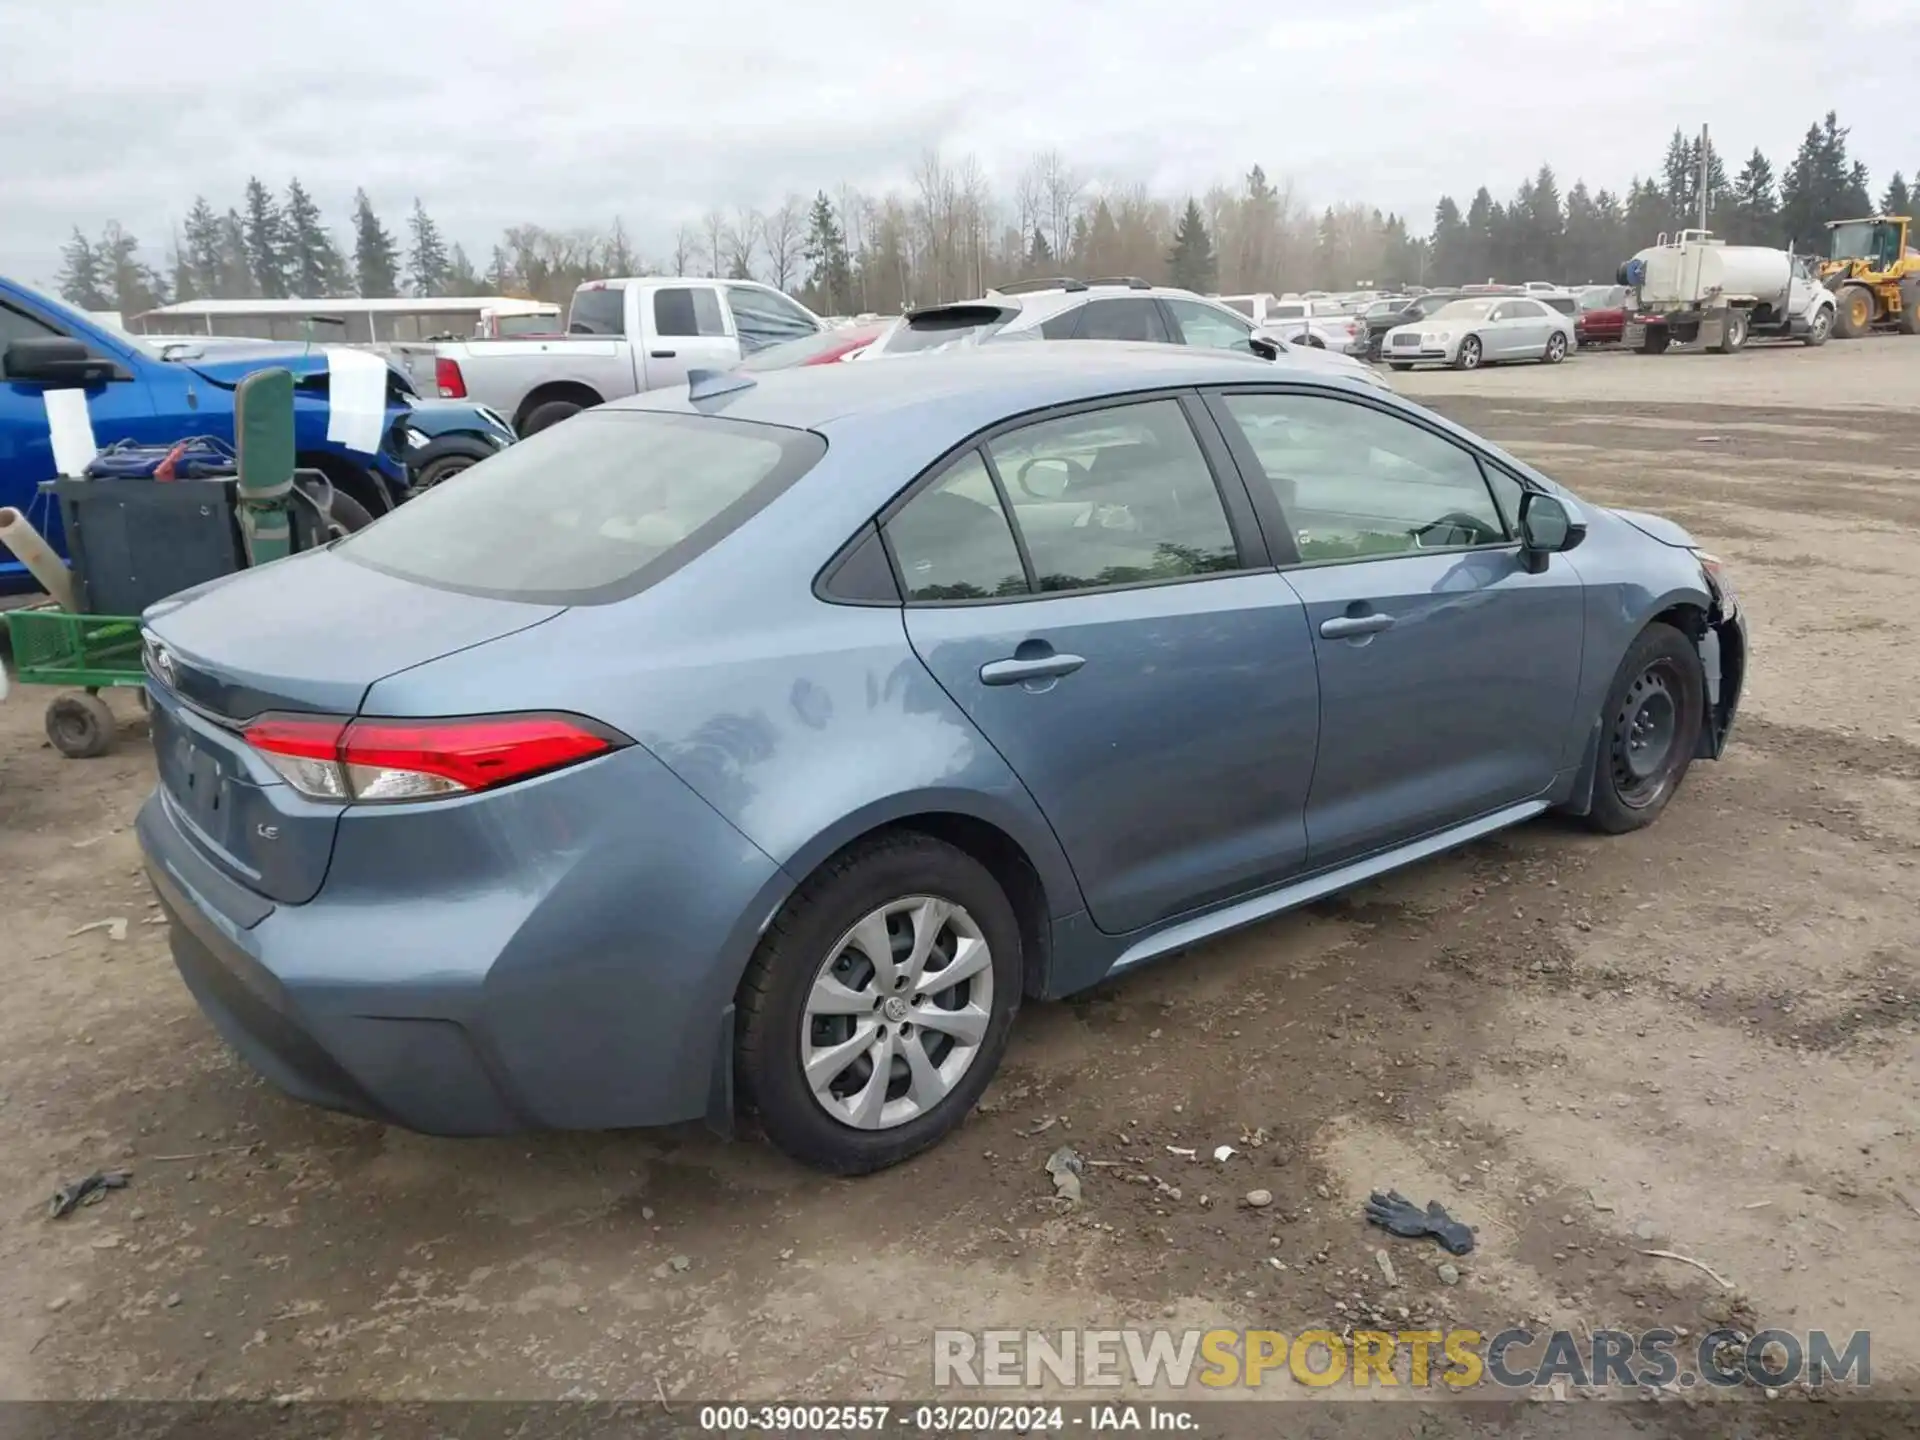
left=4, top=337, right=117, bottom=387
left=1248, top=335, right=1280, bottom=360
left=1518, top=491, right=1585, bottom=572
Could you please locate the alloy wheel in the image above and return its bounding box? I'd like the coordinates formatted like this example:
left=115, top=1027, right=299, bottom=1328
left=801, top=896, right=994, bottom=1130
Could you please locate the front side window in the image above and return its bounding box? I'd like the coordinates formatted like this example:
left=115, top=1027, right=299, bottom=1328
left=1217, top=392, right=1508, bottom=562
left=338, top=411, right=821, bottom=603
left=986, top=399, right=1237, bottom=593
left=1164, top=298, right=1256, bottom=353
left=726, top=285, right=818, bottom=353
left=0, top=301, right=64, bottom=349
left=652, top=287, right=727, bottom=339
left=1074, top=298, right=1170, bottom=344
left=884, top=451, right=1029, bottom=602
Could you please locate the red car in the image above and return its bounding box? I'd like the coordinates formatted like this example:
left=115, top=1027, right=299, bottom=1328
left=1576, top=285, right=1629, bottom=346
left=737, top=321, right=888, bottom=371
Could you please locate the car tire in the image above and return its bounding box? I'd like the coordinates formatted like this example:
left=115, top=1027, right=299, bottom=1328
left=1583, top=622, right=1705, bottom=835
left=414, top=452, right=480, bottom=489
left=46, top=691, right=116, bottom=759
left=1639, top=327, right=1671, bottom=355
left=736, top=832, right=1023, bottom=1174
left=1713, top=310, right=1749, bottom=353
left=1543, top=331, right=1569, bottom=364
left=1898, top=280, right=1920, bottom=335
left=521, top=400, right=585, bottom=435
left=1453, top=335, right=1482, bottom=370
left=1803, top=306, right=1832, bottom=346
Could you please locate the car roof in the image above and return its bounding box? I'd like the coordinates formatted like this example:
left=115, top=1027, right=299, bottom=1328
left=619, top=341, right=1365, bottom=432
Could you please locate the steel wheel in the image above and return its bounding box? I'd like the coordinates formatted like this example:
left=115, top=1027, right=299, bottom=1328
left=1609, top=659, right=1684, bottom=810
left=801, top=895, right=994, bottom=1131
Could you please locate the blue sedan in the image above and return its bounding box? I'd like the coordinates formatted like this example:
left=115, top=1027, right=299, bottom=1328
left=136, top=344, right=1745, bottom=1173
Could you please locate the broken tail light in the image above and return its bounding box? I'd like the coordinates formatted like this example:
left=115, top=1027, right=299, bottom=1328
left=244, top=712, right=626, bottom=803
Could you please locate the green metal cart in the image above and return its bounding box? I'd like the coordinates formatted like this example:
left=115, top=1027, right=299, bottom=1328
left=3, top=607, right=146, bottom=758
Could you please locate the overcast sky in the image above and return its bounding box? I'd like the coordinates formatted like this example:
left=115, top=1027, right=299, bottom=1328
left=4, top=0, right=1912, bottom=290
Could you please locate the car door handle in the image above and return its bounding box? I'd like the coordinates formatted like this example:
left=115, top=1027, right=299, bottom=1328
left=650, top=349, right=677, bottom=359
left=1320, top=613, right=1395, bottom=639
left=980, top=653, right=1086, bottom=686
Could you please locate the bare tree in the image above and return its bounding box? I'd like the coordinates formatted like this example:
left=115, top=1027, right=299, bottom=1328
left=701, top=208, right=726, bottom=278
left=671, top=224, right=698, bottom=277
left=838, top=184, right=874, bottom=311
left=912, top=150, right=957, bottom=302
left=953, top=154, right=991, bottom=296
left=761, top=193, right=806, bottom=292
left=1034, top=149, right=1084, bottom=268
left=724, top=205, right=761, bottom=280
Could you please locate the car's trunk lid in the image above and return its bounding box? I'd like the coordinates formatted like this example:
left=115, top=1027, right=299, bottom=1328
left=143, top=550, right=563, bottom=904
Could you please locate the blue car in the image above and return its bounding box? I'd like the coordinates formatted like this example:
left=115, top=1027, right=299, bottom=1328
left=136, top=344, right=1745, bottom=1173
left=0, top=276, right=514, bottom=590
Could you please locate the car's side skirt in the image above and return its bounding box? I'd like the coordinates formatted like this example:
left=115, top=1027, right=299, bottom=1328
left=1102, top=798, right=1551, bottom=980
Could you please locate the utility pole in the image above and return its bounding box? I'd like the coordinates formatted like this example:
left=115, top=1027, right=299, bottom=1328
left=1698, top=123, right=1711, bottom=233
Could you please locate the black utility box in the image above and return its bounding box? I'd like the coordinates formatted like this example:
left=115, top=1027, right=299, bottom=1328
left=45, top=477, right=246, bottom=616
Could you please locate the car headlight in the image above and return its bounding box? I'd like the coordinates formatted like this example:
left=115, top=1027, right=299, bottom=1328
left=1426, top=331, right=1450, bottom=344
left=1693, top=549, right=1736, bottom=606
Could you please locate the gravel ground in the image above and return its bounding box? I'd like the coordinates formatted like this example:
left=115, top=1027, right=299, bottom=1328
left=3, top=338, right=1918, bottom=1429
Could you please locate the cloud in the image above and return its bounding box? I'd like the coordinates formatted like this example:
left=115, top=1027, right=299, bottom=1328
left=2, top=0, right=1911, bottom=286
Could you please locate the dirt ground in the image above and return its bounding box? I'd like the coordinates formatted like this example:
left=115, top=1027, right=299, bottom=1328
left=3, top=339, right=1919, bottom=1422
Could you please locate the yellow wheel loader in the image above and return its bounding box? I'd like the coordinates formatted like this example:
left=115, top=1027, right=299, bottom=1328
left=1820, top=215, right=1920, bottom=338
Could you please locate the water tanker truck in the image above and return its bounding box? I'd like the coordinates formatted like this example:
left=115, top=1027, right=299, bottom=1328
left=1619, top=230, right=1836, bottom=354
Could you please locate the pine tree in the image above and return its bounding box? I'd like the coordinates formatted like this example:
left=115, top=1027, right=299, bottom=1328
left=217, top=209, right=258, bottom=298
left=98, top=222, right=168, bottom=316
left=1884, top=172, right=1912, bottom=218
left=443, top=244, right=480, bottom=293
left=1729, top=150, right=1780, bottom=246
left=352, top=190, right=400, bottom=298
left=1429, top=196, right=1468, bottom=285
left=168, top=228, right=197, bottom=304
left=1027, top=226, right=1054, bottom=270
left=1780, top=121, right=1826, bottom=252
left=1463, top=188, right=1497, bottom=281
left=284, top=178, right=348, bottom=295
left=242, top=176, right=291, bottom=298
left=1522, top=164, right=1564, bottom=278
left=406, top=200, right=449, bottom=297
left=1625, top=178, right=1669, bottom=250
left=56, top=228, right=110, bottom=310
left=1165, top=198, right=1216, bottom=292
left=1844, top=160, right=1873, bottom=219
left=1562, top=182, right=1601, bottom=282
left=802, top=191, right=854, bottom=313
left=181, top=197, right=224, bottom=299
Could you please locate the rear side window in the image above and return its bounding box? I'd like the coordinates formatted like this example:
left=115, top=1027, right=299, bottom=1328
left=885, top=451, right=1028, bottom=601
left=337, top=412, right=824, bottom=603
left=1542, top=296, right=1576, bottom=316
left=1075, top=298, right=1169, bottom=343
left=653, top=287, right=727, bottom=338
left=567, top=286, right=626, bottom=335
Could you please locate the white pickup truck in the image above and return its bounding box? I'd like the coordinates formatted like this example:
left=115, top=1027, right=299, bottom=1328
left=400, top=277, right=825, bottom=435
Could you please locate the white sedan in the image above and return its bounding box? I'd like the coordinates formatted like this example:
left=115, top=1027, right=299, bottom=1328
left=1380, top=296, right=1576, bottom=371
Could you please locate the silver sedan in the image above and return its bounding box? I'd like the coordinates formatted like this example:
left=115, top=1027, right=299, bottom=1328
left=1381, top=296, right=1576, bottom=371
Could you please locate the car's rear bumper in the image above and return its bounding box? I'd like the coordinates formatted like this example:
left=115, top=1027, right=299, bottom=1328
left=137, top=742, right=789, bottom=1136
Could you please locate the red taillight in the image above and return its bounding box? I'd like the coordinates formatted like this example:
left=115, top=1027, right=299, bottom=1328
left=434, top=357, right=467, bottom=399
left=243, top=712, right=622, bottom=803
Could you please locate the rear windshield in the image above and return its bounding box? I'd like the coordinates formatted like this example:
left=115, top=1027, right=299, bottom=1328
left=336, top=411, right=825, bottom=603
left=567, top=286, right=626, bottom=335
left=738, top=326, right=863, bottom=371
left=879, top=308, right=1013, bottom=354
left=1541, top=295, right=1577, bottom=315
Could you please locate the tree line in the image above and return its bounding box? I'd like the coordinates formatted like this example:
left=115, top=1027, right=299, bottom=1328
left=53, top=110, right=1910, bottom=322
